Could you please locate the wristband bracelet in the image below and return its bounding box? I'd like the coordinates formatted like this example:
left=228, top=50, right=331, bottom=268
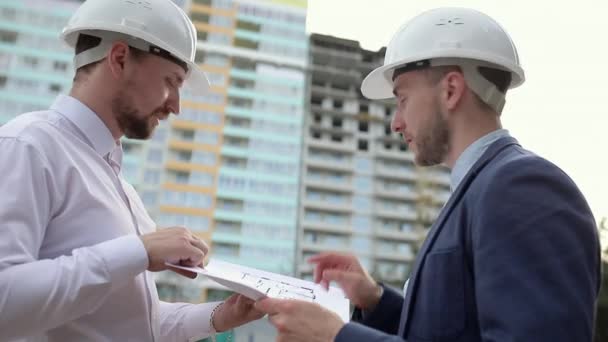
left=209, top=302, right=230, bottom=342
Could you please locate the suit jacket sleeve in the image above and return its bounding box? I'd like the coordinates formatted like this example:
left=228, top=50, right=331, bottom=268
left=335, top=284, right=405, bottom=341
left=472, top=156, right=600, bottom=342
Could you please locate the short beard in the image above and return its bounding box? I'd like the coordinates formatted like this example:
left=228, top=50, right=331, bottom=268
left=113, top=91, right=155, bottom=140
left=415, top=100, right=449, bottom=167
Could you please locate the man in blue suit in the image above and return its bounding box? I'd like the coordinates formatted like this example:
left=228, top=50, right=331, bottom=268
left=256, top=7, right=600, bottom=342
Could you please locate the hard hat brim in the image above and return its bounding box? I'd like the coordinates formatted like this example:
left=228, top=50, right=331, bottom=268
left=361, top=53, right=525, bottom=100
left=184, top=61, right=210, bottom=96
left=360, top=60, right=404, bottom=100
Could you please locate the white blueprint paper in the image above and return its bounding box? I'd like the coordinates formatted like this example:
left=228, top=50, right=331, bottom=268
left=167, top=259, right=350, bottom=322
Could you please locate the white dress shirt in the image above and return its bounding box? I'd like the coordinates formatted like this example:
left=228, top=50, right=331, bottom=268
left=0, top=95, right=218, bottom=342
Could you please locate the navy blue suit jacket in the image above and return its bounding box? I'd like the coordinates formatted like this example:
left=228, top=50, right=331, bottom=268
left=336, top=137, right=600, bottom=342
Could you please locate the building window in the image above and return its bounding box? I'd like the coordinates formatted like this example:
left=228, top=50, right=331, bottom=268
left=144, top=169, right=161, bottom=184
left=352, top=195, right=371, bottom=211
left=205, top=53, right=229, bottom=67
left=208, top=32, right=231, bottom=45
left=210, top=15, right=233, bottom=28
left=358, top=120, right=368, bottom=132
left=352, top=236, right=371, bottom=251
left=353, top=176, right=372, bottom=193
left=151, top=126, right=168, bottom=142
left=311, top=96, right=323, bottom=106
left=360, top=103, right=369, bottom=113
left=22, top=56, right=38, bottom=67
left=358, top=139, right=368, bottom=151
left=193, top=0, right=212, bottom=6
left=190, top=12, right=210, bottom=23
left=234, top=37, right=258, bottom=50
left=236, top=19, right=260, bottom=32
left=162, top=190, right=212, bottom=208
left=49, top=83, right=62, bottom=93
left=354, top=156, right=372, bottom=172
left=332, top=117, right=342, bottom=128
left=141, top=191, right=158, bottom=207
left=147, top=148, right=163, bottom=163
left=53, top=61, right=68, bottom=72
left=313, top=114, right=322, bottom=124
left=353, top=215, right=371, bottom=233
left=213, top=242, right=239, bottom=257
left=1, top=8, right=17, bottom=21
left=0, top=30, right=17, bottom=43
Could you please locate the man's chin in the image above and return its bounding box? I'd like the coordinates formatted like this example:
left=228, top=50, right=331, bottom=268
left=124, top=129, right=153, bottom=140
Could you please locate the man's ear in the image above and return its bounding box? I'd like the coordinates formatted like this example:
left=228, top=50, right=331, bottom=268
left=106, top=41, right=130, bottom=79
left=441, top=71, right=467, bottom=112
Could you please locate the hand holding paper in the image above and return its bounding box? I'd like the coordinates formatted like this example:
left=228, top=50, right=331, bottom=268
left=167, top=259, right=350, bottom=322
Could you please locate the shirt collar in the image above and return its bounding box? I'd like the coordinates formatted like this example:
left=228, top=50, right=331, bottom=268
left=450, top=129, right=510, bottom=192
left=50, top=95, right=118, bottom=159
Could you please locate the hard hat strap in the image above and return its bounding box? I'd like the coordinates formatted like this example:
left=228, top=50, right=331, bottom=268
left=461, top=63, right=506, bottom=114
left=392, top=60, right=431, bottom=81
left=432, top=58, right=507, bottom=114
left=73, top=39, right=113, bottom=70
left=72, top=31, right=188, bottom=73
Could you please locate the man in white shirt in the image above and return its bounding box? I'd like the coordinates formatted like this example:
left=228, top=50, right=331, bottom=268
left=0, top=0, right=263, bottom=341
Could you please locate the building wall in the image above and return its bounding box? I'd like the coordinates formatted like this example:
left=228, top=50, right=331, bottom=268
left=297, top=34, right=451, bottom=289
left=165, top=0, right=308, bottom=280
left=0, top=0, right=78, bottom=124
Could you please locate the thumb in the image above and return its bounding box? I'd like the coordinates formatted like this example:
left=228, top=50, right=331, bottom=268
left=181, top=245, right=205, bottom=267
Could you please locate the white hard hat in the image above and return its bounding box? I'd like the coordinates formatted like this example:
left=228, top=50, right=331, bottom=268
left=361, top=7, right=525, bottom=114
left=61, top=0, right=209, bottom=95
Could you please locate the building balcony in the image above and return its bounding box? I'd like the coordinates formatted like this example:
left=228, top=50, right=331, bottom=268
left=306, top=155, right=354, bottom=172
left=374, top=228, right=423, bottom=242
left=311, top=45, right=360, bottom=62
left=310, top=84, right=357, bottom=99
left=375, top=148, right=415, bottom=161
left=307, top=138, right=356, bottom=153
left=302, top=198, right=353, bottom=213
left=299, top=241, right=351, bottom=254
left=432, top=191, right=451, bottom=204
left=307, top=124, right=356, bottom=137
left=374, top=207, right=418, bottom=221
left=375, top=164, right=418, bottom=182
left=303, top=176, right=353, bottom=193
left=301, top=220, right=353, bottom=234
left=311, top=62, right=361, bottom=77
left=374, top=184, right=418, bottom=201
left=310, top=103, right=358, bottom=117
left=426, top=172, right=451, bottom=186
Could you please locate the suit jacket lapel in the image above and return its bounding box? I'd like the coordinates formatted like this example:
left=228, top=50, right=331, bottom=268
left=397, top=136, right=520, bottom=336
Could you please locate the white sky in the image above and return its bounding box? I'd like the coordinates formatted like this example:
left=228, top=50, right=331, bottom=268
left=306, top=0, right=608, bottom=222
